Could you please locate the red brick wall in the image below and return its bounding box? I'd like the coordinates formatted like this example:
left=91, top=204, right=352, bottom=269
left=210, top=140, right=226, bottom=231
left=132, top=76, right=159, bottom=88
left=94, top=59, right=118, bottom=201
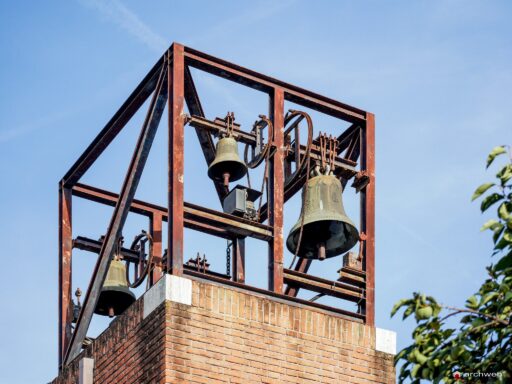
left=53, top=299, right=167, bottom=384
left=53, top=279, right=395, bottom=383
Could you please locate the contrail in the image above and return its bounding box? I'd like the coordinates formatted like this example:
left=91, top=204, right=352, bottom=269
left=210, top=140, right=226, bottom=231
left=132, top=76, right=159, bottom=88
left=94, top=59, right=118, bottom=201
left=78, top=0, right=167, bottom=53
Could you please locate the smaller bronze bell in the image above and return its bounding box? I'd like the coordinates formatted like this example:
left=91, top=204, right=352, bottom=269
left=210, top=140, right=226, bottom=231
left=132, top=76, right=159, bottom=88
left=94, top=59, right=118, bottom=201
left=94, top=257, right=135, bottom=318
left=208, top=137, right=247, bottom=187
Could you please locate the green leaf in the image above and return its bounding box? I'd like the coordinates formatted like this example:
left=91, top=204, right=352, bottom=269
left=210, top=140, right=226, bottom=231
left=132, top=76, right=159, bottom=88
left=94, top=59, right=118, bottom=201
left=472, top=183, right=495, bottom=201
left=495, top=252, right=512, bottom=271
left=421, top=367, right=432, bottom=379
left=494, top=237, right=510, bottom=251
left=481, top=292, right=499, bottom=306
left=411, top=364, right=421, bottom=378
left=498, top=203, right=510, bottom=220
left=466, top=295, right=478, bottom=309
left=481, top=193, right=503, bottom=212
left=391, top=299, right=408, bottom=317
left=471, top=318, right=485, bottom=327
left=481, top=219, right=500, bottom=231
left=403, top=306, right=414, bottom=320
left=486, top=145, right=507, bottom=168
left=497, top=164, right=512, bottom=185
left=414, top=349, right=428, bottom=364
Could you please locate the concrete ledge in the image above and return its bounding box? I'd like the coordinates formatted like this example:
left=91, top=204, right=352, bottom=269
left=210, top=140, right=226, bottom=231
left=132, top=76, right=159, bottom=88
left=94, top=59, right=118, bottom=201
left=78, top=357, right=94, bottom=384
left=143, top=274, right=192, bottom=319
left=376, top=328, right=397, bottom=355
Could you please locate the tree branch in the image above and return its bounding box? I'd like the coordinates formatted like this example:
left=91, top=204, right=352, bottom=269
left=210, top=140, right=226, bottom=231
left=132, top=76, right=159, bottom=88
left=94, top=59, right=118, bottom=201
left=442, top=305, right=509, bottom=326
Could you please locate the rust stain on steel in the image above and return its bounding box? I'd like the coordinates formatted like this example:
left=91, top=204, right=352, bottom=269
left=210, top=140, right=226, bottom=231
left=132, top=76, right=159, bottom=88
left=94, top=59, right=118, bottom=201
left=268, top=87, right=285, bottom=293
left=58, top=186, right=72, bottom=367
left=361, top=112, right=375, bottom=326
left=168, top=43, right=185, bottom=276
left=150, top=213, right=163, bottom=284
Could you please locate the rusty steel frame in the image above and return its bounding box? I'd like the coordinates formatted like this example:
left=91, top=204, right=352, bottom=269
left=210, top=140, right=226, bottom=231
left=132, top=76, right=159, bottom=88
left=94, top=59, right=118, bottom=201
left=57, top=42, right=375, bottom=368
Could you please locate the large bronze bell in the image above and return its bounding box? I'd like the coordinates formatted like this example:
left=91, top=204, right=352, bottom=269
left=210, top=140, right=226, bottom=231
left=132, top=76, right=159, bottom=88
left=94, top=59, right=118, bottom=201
left=208, top=137, right=247, bottom=187
left=286, top=174, right=359, bottom=260
left=94, top=257, right=135, bottom=318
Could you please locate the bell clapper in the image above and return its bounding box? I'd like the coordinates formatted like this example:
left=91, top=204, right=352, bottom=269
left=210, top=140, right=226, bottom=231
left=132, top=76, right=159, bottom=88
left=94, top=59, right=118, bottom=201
left=75, top=287, right=82, bottom=307
left=223, top=172, right=230, bottom=189
left=108, top=307, right=115, bottom=318
left=317, top=242, right=326, bottom=260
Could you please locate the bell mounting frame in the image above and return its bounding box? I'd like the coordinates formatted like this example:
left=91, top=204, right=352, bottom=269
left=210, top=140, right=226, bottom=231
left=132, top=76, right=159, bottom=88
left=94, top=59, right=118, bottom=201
left=58, top=43, right=375, bottom=368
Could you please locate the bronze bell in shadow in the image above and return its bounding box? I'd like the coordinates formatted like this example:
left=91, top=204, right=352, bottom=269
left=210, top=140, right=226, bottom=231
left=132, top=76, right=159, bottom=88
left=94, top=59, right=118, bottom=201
left=286, top=174, right=359, bottom=260
left=208, top=136, right=247, bottom=188
left=94, top=254, right=136, bottom=318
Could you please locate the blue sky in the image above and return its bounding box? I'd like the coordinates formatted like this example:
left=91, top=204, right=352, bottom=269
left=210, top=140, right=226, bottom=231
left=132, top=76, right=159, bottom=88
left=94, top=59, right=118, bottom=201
left=0, top=0, right=511, bottom=382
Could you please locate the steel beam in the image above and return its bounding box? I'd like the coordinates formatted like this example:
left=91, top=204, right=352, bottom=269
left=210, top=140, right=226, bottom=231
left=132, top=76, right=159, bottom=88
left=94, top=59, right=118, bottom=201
left=58, top=186, right=72, bottom=367
left=361, top=112, right=375, bottom=326
left=150, top=212, right=163, bottom=285
left=283, top=269, right=364, bottom=303
left=65, top=62, right=168, bottom=364
left=338, top=267, right=366, bottom=288
left=73, top=236, right=140, bottom=262
left=168, top=44, right=185, bottom=276
left=187, top=115, right=257, bottom=145
left=268, top=88, right=285, bottom=293
left=72, top=183, right=272, bottom=241
left=183, top=46, right=366, bottom=123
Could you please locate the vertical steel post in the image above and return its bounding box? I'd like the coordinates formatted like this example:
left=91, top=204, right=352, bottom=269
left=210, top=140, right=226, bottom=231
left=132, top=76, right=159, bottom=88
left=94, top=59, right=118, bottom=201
left=150, top=212, right=163, bottom=284
left=168, top=44, right=185, bottom=276
left=232, top=238, right=245, bottom=283
left=361, top=112, right=375, bottom=325
left=58, top=185, right=72, bottom=367
left=268, top=88, right=285, bottom=293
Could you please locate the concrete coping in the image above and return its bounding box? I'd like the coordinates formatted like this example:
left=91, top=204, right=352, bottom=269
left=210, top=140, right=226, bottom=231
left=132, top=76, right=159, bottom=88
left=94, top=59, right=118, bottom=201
left=143, top=274, right=192, bottom=319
